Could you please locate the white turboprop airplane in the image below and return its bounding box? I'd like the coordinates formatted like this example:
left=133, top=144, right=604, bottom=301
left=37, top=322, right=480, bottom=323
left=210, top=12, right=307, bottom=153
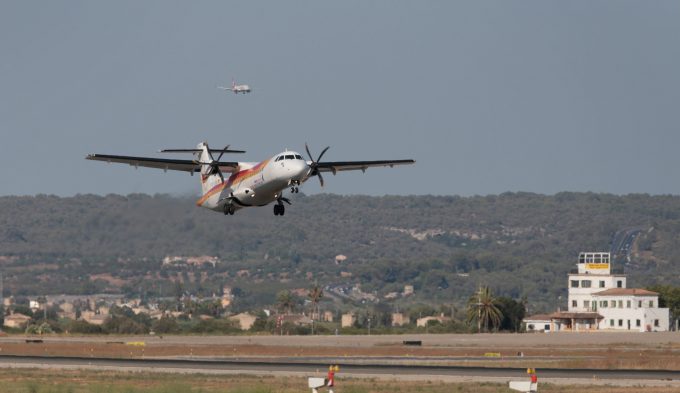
left=86, top=142, right=415, bottom=216
left=217, top=79, right=251, bottom=94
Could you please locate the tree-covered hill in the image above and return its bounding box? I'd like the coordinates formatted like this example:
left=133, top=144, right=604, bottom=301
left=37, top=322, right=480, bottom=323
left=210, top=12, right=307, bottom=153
left=0, top=192, right=678, bottom=312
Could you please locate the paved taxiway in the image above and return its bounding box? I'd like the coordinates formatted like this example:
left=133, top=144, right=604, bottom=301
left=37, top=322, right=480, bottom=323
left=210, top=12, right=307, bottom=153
left=0, top=355, right=678, bottom=387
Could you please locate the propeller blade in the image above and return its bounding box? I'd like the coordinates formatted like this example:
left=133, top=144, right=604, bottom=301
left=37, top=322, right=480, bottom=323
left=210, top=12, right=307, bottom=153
left=304, top=143, right=314, bottom=162
left=317, top=172, right=324, bottom=187
left=317, top=146, right=330, bottom=162
left=216, top=145, right=230, bottom=162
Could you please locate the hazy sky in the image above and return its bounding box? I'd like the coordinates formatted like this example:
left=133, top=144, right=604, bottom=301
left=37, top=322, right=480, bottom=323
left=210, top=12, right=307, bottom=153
left=1, top=1, right=679, bottom=197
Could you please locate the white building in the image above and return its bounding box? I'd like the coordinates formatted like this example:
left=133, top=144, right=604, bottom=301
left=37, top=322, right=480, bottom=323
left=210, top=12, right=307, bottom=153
left=525, top=252, right=670, bottom=332
left=567, top=252, right=669, bottom=332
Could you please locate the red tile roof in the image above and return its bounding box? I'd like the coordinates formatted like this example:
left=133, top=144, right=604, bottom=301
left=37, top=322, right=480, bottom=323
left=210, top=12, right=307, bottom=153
left=592, top=288, right=658, bottom=296
left=548, top=311, right=603, bottom=319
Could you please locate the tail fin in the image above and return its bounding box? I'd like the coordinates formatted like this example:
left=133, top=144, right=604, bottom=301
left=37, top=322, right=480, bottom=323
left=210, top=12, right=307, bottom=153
left=195, top=142, right=223, bottom=196
left=232, top=78, right=236, bottom=89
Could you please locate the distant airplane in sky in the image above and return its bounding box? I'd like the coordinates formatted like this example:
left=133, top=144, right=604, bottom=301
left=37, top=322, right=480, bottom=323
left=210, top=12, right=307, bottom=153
left=86, top=142, right=415, bottom=216
left=217, top=78, right=251, bottom=94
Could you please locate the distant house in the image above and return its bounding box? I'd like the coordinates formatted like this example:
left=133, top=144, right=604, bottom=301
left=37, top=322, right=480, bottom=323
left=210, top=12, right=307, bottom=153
left=341, top=313, right=356, bottom=328
left=391, top=313, right=407, bottom=327
left=80, top=310, right=107, bottom=326
left=322, top=311, right=334, bottom=322
left=281, top=314, right=313, bottom=326
left=4, top=313, right=31, bottom=329
left=524, top=314, right=553, bottom=333
left=403, top=285, right=414, bottom=296
left=416, top=314, right=450, bottom=327
left=229, top=313, right=257, bottom=330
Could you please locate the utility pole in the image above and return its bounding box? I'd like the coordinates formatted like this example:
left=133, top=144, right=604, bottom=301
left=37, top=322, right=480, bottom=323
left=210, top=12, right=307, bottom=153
left=0, top=271, right=3, bottom=321
left=477, top=285, right=482, bottom=333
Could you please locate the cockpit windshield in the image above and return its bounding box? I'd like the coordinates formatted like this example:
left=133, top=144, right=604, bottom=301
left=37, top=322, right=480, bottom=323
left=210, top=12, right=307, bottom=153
left=276, top=154, right=303, bottom=161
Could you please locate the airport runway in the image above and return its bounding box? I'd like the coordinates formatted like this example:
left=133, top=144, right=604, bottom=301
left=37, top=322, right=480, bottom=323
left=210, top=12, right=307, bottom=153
left=0, top=354, right=677, bottom=382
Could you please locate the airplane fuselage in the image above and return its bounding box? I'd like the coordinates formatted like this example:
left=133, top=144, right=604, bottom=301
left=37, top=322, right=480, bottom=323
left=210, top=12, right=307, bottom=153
left=197, top=151, right=307, bottom=212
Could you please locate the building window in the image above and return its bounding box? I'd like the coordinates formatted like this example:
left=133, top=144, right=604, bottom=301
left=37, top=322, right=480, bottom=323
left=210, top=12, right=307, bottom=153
left=654, top=319, right=659, bottom=327
left=601, top=301, right=608, bottom=308
left=572, top=300, right=577, bottom=308
left=618, top=300, right=623, bottom=308
left=648, top=300, right=654, bottom=308
left=638, top=301, right=642, bottom=308
left=581, top=280, right=591, bottom=288
left=528, top=324, right=535, bottom=330
left=584, top=300, right=590, bottom=309
left=571, top=280, right=579, bottom=288
left=599, top=281, right=605, bottom=288
left=610, top=319, right=614, bottom=327
left=626, top=300, right=631, bottom=308
left=618, top=319, right=623, bottom=327
left=636, top=319, right=641, bottom=327
left=617, top=280, right=623, bottom=288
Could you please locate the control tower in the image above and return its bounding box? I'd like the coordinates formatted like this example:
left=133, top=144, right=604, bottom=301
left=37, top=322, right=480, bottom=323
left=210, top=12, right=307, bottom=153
left=568, top=252, right=626, bottom=312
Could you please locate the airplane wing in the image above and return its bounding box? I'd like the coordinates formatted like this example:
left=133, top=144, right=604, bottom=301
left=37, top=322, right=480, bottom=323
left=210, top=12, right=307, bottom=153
left=314, top=159, right=415, bottom=173
left=216, top=86, right=233, bottom=91
left=86, top=154, right=239, bottom=173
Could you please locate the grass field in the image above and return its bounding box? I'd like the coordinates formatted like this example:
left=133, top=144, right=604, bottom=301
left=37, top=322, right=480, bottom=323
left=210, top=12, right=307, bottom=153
left=0, top=369, right=678, bottom=393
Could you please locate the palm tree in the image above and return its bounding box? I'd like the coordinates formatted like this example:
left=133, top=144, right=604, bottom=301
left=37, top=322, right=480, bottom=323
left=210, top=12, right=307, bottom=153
left=276, top=290, right=295, bottom=315
left=308, top=283, right=324, bottom=320
left=466, top=286, right=503, bottom=332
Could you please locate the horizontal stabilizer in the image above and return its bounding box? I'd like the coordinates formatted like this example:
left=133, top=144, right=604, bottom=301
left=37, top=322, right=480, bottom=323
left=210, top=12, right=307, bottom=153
left=160, top=148, right=246, bottom=154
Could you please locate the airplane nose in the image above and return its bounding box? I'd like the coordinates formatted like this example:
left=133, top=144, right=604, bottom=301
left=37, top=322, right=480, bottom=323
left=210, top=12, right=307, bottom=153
left=293, top=161, right=309, bottom=180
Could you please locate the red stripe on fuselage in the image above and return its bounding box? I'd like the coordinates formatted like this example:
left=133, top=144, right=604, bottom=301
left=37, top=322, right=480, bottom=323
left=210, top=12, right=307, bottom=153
left=195, top=159, right=269, bottom=206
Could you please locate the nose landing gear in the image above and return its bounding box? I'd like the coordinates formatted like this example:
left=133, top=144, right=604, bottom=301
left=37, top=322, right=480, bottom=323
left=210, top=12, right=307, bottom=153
left=223, top=203, right=235, bottom=215
left=290, top=180, right=300, bottom=194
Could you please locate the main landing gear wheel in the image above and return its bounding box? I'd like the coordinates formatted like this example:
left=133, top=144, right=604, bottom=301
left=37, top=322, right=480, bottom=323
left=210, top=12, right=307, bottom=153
left=223, top=204, right=235, bottom=215
left=273, top=204, right=285, bottom=216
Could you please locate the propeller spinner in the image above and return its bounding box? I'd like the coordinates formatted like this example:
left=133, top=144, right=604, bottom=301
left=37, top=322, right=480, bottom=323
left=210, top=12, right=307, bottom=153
left=305, top=143, right=330, bottom=187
